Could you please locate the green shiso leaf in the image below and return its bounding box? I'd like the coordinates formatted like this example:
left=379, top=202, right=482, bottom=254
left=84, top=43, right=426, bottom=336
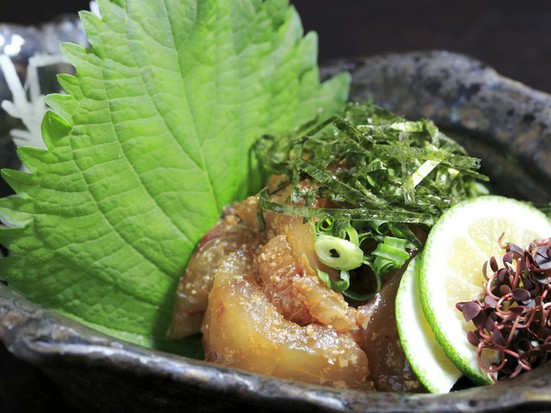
left=0, top=0, right=349, bottom=355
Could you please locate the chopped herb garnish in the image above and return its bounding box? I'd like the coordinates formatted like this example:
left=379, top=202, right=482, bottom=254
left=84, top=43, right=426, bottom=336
left=314, top=234, right=364, bottom=271
left=254, top=102, right=489, bottom=301
left=369, top=236, right=410, bottom=276
left=457, top=236, right=551, bottom=380
left=317, top=268, right=351, bottom=293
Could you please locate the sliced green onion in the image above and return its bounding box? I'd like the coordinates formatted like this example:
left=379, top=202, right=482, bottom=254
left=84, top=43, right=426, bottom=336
left=316, top=218, right=334, bottom=234
left=371, top=236, right=410, bottom=276
left=314, top=235, right=364, bottom=271
left=343, top=225, right=360, bottom=246
left=317, top=269, right=350, bottom=292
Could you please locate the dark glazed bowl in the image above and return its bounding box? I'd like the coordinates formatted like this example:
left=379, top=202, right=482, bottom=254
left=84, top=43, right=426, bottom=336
left=2, top=47, right=551, bottom=411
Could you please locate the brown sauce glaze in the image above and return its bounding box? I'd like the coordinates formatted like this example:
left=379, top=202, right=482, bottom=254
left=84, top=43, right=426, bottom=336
left=357, top=268, right=426, bottom=393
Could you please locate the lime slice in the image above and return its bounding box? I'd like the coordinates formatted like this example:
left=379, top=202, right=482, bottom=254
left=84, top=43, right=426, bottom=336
left=419, top=195, right=551, bottom=385
left=396, top=256, right=463, bottom=393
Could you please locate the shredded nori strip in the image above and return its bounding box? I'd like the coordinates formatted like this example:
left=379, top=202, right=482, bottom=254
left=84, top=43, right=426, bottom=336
left=253, top=101, right=489, bottom=300
left=258, top=188, right=433, bottom=225
left=254, top=102, right=488, bottom=225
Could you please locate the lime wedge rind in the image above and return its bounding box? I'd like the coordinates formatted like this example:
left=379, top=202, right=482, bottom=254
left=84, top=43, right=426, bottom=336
left=420, top=248, right=496, bottom=385
left=396, top=256, right=463, bottom=393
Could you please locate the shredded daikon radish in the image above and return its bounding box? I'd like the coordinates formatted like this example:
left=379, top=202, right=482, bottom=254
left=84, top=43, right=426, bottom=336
left=90, top=1, right=101, bottom=17
left=0, top=53, right=68, bottom=153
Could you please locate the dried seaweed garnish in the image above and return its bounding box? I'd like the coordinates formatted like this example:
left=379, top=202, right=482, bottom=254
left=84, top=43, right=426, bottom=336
left=254, top=102, right=489, bottom=221
left=457, top=236, right=551, bottom=381
left=254, top=102, right=489, bottom=301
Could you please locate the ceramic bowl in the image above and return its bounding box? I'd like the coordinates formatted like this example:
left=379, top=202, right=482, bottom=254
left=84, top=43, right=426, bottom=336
left=1, top=23, right=551, bottom=413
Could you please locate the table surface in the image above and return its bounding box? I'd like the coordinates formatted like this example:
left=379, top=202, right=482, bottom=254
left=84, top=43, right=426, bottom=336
left=2, top=1, right=551, bottom=412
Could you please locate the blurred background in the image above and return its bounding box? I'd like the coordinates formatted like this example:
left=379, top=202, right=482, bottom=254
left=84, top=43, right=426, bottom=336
left=3, top=0, right=551, bottom=92
left=1, top=1, right=551, bottom=412
left=293, top=0, right=551, bottom=93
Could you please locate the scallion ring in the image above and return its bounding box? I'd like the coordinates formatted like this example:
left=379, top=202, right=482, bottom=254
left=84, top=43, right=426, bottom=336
left=317, top=269, right=350, bottom=292
left=314, top=234, right=364, bottom=270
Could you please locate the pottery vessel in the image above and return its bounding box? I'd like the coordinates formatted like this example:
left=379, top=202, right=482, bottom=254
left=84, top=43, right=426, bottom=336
left=1, top=18, right=551, bottom=413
